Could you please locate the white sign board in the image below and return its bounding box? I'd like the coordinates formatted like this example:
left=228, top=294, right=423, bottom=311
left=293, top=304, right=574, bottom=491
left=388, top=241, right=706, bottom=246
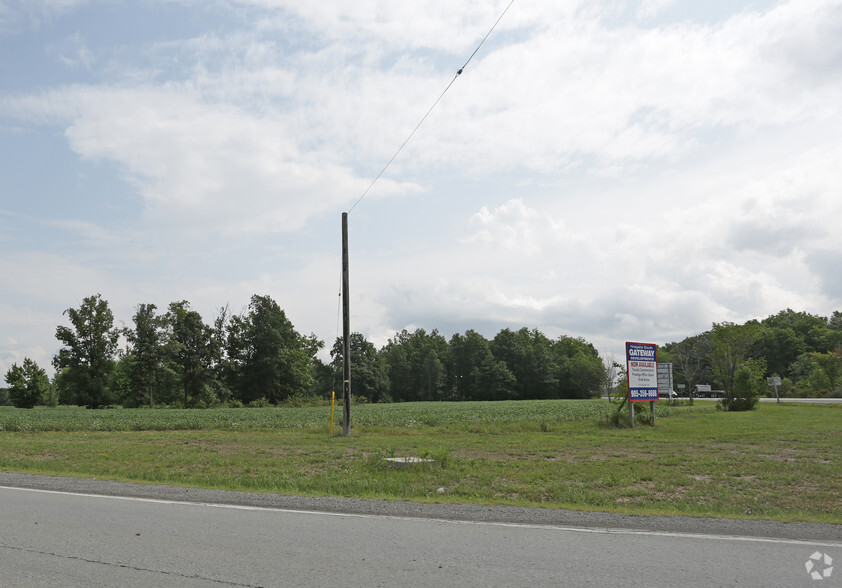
left=626, top=342, right=658, bottom=402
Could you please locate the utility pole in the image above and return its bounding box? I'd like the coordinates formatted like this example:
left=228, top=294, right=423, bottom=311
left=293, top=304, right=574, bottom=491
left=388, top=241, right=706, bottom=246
left=341, top=213, right=351, bottom=437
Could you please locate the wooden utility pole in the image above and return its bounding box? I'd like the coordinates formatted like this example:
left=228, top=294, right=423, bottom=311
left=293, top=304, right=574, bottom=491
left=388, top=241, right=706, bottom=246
left=341, top=213, right=351, bottom=437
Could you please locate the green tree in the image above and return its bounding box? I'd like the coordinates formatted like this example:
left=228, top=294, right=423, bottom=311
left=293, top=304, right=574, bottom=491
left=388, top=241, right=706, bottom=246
left=814, top=350, right=842, bottom=394
left=791, top=350, right=842, bottom=397
left=491, top=328, right=556, bottom=399
left=123, top=303, right=166, bottom=407
left=709, top=321, right=761, bottom=393
left=53, top=293, right=119, bottom=407
left=4, top=358, right=50, bottom=408
left=722, top=360, right=764, bottom=411
left=448, top=330, right=515, bottom=401
left=757, top=325, right=804, bottom=378
left=225, top=294, right=321, bottom=404
left=709, top=321, right=764, bottom=408
left=310, top=357, right=336, bottom=399
left=759, top=309, right=836, bottom=376
left=828, top=311, right=842, bottom=333
left=552, top=336, right=604, bottom=399
left=165, top=301, right=217, bottom=407
left=381, top=329, right=449, bottom=402
left=330, top=333, right=390, bottom=402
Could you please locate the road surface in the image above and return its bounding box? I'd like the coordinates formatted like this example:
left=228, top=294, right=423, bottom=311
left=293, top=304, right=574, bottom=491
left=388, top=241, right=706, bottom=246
left=1, top=475, right=839, bottom=587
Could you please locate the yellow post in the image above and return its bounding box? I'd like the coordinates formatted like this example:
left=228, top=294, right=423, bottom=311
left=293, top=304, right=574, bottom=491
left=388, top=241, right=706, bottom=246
left=330, top=391, right=335, bottom=434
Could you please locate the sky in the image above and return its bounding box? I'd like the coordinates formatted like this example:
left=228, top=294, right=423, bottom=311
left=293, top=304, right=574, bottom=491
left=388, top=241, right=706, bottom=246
left=2, top=0, right=842, bottom=377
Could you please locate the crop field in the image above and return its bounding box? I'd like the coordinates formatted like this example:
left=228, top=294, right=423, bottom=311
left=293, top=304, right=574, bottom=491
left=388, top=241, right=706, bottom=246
left=0, top=399, right=643, bottom=432
left=0, top=400, right=839, bottom=523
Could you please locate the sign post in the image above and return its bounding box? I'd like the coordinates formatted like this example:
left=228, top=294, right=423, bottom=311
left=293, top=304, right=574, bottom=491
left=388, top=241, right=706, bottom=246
left=767, top=376, right=782, bottom=404
left=626, top=342, right=658, bottom=428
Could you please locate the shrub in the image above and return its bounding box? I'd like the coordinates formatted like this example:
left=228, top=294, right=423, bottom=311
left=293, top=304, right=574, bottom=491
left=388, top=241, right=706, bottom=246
left=721, top=365, right=761, bottom=411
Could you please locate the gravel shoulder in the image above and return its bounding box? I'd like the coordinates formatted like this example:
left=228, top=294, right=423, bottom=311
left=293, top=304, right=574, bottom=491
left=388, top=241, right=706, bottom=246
left=1, top=471, right=839, bottom=543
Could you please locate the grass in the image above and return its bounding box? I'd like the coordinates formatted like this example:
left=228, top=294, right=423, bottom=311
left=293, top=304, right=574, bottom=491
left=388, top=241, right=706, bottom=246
left=0, top=400, right=839, bottom=524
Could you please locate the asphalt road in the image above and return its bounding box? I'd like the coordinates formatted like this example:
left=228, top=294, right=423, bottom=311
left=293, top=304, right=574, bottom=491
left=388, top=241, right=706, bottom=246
left=1, top=474, right=840, bottom=587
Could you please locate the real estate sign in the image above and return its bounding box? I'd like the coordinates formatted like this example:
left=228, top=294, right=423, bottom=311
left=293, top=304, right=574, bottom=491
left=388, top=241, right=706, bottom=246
left=626, top=341, right=658, bottom=402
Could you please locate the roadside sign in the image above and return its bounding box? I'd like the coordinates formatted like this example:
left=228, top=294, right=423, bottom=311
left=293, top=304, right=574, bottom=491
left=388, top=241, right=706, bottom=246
left=657, top=363, right=674, bottom=396
left=626, top=342, right=658, bottom=402
left=767, top=376, right=782, bottom=404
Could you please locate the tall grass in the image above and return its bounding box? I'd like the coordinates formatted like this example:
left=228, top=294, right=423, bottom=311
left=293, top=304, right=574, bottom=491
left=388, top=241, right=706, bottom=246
left=0, top=400, right=633, bottom=432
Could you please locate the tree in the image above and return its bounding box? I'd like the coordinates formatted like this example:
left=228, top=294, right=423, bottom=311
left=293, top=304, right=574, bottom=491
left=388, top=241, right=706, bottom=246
left=448, top=330, right=515, bottom=401
left=330, top=333, right=390, bottom=402
left=381, top=329, right=449, bottom=402
left=709, top=321, right=764, bottom=409
left=722, top=361, right=763, bottom=411
left=225, top=294, right=322, bottom=404
left=759, top=309, right=837, bottom=375
left=665, top=333, right=712, bottom=398
left=791, top=350, right=842, bottom=397
left=491, top=328, right=556, bottom=399
left=552, top=336, right=604, bottom=399
left=53, top=294, right=119, bottom=407
left=828, top=311, right=842, bottom=333
left=601, top=354, right=622, bottom=400
left=813, top=350, right=842, bottom=394
left=310, top=357, right=336, bottom=399
left=4, top=358, right=50, bottom=408
left=165, top=301, right=217, bottom=407
left=124, top=303, right=166, bottom=407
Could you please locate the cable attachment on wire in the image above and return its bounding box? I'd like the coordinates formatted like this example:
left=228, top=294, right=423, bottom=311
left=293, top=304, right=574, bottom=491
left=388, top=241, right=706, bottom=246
left=346, top=0, right=516, bottom=214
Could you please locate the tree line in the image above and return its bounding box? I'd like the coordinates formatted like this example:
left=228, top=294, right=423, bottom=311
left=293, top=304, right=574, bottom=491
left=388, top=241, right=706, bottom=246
left=6, top=295, right=837, bottom=410
left=660, top=309, right=842, bottom=408
left=2, top=293, right=606, bottom=408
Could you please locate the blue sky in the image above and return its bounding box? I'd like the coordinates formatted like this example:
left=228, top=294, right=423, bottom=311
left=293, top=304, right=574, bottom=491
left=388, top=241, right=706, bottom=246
left=2, top=0, right=842, bottom=376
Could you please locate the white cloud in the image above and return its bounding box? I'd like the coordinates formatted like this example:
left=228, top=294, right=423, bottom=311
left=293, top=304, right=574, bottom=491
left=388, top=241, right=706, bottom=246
left=236, top=0, right=525, bottom=53
left=2, top=0, right=842, bottom=373
left=636, top=0, right=677, bottom=20
left=7, top=84, right=419, bottom=237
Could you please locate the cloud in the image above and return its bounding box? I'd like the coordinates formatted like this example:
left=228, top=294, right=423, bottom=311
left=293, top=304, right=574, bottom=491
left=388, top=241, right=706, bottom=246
left=463, top=198, right=565, bottom=255
left=234, top=0, right=526, bottom=53
left=806, top=250, right=842, bottom=300
left=4, top=83, right=421, bottom=238
left=2, top=0, right=842, bottom=372
left=0, top=0, right=89, bottom=33
left=6, top=0, right=841, bottom=215
left=636, top=0, right=677, bottom=20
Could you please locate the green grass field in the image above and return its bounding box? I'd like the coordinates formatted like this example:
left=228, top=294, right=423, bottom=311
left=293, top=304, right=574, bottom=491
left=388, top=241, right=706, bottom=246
left=1, top=400, right=839, bottom=523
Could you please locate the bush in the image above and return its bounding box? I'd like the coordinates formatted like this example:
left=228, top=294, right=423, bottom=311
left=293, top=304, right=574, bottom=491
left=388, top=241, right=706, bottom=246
left=721, top=365, right=761, bottom=411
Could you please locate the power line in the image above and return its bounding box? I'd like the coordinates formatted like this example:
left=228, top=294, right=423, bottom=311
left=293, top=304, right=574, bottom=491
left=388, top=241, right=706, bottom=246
left=347, top=0, right=517, bottom=214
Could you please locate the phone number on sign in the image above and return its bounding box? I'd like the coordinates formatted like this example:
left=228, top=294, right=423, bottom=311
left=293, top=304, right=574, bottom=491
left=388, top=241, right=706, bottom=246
left=630, top=390, right=657, bottom=399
